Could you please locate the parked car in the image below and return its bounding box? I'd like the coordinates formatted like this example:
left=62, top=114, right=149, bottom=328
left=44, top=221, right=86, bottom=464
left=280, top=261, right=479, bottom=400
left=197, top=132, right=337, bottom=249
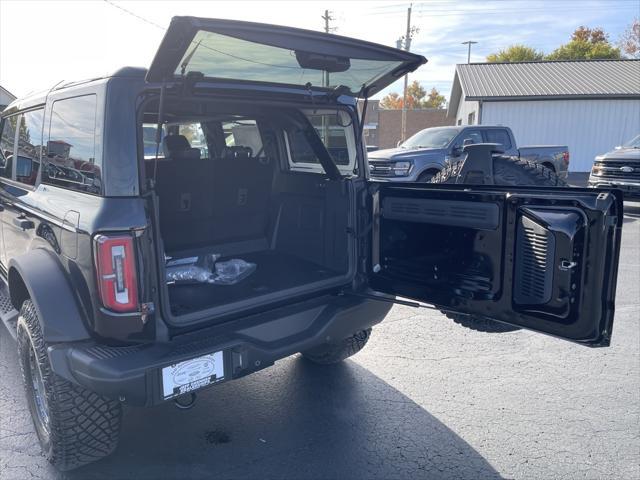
left=589, top=134, right=640, bottom=199
left=0, top=16, right=622, bottom=471
left=368, top=125, right=569, bottom=182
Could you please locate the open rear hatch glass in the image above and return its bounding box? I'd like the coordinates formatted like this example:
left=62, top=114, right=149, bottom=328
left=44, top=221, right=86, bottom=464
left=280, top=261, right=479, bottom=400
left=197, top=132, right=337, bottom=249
left=146, top=16, right=427, bottom=96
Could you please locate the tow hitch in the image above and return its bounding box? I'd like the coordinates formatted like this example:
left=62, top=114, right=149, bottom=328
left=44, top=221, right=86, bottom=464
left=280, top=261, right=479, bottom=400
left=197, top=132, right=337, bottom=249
left=173, top=392, right=197, bottom=410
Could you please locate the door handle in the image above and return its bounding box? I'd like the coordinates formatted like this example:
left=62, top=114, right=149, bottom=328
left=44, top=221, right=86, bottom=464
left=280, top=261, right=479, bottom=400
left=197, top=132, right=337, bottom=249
left=13, top=216, right=34, bottom=230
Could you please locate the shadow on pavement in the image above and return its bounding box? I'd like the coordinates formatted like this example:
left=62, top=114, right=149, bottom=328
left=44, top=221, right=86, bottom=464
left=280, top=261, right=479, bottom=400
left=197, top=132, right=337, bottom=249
left=64, top=357, right=503, bottom=480
left=623, top=201, right=640, bottom=220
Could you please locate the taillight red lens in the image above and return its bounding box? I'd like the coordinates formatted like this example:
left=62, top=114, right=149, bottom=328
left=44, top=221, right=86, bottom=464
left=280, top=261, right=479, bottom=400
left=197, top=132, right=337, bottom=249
left=563, top=151, right=570, bottom=164
left=94, top=234, right=139, bottom=313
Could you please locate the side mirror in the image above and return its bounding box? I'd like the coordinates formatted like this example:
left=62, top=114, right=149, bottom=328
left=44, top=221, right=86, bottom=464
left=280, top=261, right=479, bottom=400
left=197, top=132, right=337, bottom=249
left=462, top=138, right=474, bottom=147
left=451, top=146, right=463, bottom=156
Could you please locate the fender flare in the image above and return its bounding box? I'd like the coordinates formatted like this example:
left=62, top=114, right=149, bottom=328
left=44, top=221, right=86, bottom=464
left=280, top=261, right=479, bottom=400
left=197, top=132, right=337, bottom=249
left=9, top=249, right=91, bottom=343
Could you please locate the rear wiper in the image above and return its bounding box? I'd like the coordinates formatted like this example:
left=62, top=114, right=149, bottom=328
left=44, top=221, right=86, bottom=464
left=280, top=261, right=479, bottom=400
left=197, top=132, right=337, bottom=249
left=180, top=40, right=202, bottom=76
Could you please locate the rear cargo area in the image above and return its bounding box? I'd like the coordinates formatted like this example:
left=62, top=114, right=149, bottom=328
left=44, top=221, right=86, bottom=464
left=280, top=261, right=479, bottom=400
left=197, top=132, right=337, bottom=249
left=142, top=100, right=354, bottom=322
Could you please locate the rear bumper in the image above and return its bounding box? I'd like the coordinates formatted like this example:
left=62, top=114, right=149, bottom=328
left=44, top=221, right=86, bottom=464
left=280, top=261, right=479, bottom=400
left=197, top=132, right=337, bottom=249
left=48, top=295, right=392, bottom=406
left=588, top=177, right=640, bottom=198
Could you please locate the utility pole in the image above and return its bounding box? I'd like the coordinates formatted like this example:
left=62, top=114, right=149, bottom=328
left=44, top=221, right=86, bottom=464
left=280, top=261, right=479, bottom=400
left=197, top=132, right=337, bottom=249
left=400, top=4, right=415, bottom=143
left=321, top=10, right=334, bottom=88
left=462, top=41, right=478, bottom=64
left=321, top=10, right=334, bottom=143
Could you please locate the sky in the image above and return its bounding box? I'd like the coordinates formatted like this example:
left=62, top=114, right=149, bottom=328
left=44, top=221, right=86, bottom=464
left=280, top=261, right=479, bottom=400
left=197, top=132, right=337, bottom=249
left=0, top=0, right=638, bottom=103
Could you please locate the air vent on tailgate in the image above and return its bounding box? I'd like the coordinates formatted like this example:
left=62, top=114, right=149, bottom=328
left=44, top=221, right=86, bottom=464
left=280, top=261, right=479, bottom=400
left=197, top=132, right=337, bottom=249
left=514, top=215, right=555, bottom=304
left=381, top=197, right=500, bottom=230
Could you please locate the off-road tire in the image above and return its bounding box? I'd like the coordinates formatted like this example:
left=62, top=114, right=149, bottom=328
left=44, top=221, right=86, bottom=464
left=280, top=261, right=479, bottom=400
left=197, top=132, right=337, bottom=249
left=417, top=170, right=439, bottom=182
left=17, top=300, right=122, bottom=471
left=302, top=329, right=372, bottom=365
left=431, top=155, right=567, bottom=187
left=431, top=156, right=567, bottom=333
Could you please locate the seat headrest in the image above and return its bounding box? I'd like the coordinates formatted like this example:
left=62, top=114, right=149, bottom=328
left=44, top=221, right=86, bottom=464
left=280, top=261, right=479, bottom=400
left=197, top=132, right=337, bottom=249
left=221, top=146, right=253, bottom=161
left=163, top=134, right=201, bottom=161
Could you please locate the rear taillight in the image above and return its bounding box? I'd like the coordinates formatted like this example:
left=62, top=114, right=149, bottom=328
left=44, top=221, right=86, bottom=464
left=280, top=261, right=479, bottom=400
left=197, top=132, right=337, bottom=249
left=94, top=234, right=139, bottom=313
left=562, top=151, right=570, bottom=165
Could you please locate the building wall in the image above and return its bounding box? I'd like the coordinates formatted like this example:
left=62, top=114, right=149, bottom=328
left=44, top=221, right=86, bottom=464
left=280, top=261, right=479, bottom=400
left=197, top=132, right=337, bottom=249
left=377, top=109, right=455, bottom=149
left=481, top=99, right=640, bottom=171
left=455, top=99, right=479, bottom=126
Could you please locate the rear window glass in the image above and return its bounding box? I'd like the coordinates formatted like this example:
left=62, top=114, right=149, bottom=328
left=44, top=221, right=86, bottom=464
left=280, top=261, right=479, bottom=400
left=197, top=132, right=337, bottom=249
left=44, top=95, right=101, bottom=194
left=177, top=30, right=403, bottom=94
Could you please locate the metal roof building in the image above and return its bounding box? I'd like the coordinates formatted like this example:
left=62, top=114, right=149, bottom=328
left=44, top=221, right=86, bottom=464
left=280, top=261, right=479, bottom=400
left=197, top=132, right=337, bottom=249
left=447, top=60, right=640, bottom=171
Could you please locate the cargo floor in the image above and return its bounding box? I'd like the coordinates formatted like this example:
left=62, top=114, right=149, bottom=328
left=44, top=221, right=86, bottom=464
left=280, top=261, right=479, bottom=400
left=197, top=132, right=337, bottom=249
left=168, top=250, right=340, bottom=316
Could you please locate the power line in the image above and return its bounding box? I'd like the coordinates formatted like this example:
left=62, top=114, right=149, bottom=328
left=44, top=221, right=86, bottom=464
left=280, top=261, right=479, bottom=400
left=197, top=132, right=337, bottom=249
left=102, top=0, right=165, bottom=30
left=364, top=5, right=638, bottom=18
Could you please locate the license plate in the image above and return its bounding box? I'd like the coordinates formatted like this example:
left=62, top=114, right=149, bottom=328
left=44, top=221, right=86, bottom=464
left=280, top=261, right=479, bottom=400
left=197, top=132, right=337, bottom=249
left=161, top=351, right=224, bottom=400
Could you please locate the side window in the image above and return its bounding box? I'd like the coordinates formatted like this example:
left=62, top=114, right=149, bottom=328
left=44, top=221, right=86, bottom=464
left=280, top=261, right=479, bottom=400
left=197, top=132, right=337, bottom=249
left=222, top=120, right=264, bottom=158
left=287, top=110, right=355, bottom=174
left=14, top=109, right=45, bottom=186
left=0, top=115, right=18, bottom=179
left=142, top=124, right=166, bottom=159
left=178, top=123, right=208, bottom=159
left=485, top=129, right=513, bottom=150
left=44, top=95, right=100, bottom=194
left=456, top=129, right=483, bottom=147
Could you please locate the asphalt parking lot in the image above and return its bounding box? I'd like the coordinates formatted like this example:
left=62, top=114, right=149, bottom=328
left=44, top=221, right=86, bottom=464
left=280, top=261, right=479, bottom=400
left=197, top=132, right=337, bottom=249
left=1, top=201, right=638, bottom=480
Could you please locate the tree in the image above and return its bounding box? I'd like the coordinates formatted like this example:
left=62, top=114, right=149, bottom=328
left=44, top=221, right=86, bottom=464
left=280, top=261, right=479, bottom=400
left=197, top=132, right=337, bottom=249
left=425, top=88, right=446, bottom=109
left=379, top=92, right=403, bottom=109
left=546, top=26, right=621, bottom=60
left=379, top=81, right=446, bottom=109
left=486, top=44, right=544, bottom=63
left=619, top=18, right=640, bottom=59
left=405, top=80, right=427, bottom=109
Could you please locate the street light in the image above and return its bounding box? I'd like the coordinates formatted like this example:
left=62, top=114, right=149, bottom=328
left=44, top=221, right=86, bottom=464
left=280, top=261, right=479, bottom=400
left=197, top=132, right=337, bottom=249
left=461, top=41, right=478, bottom=64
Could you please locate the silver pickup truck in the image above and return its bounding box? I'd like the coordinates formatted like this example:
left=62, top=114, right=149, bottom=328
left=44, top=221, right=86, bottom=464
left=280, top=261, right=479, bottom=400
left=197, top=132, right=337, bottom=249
left=368, top=125, right=569, bottom=182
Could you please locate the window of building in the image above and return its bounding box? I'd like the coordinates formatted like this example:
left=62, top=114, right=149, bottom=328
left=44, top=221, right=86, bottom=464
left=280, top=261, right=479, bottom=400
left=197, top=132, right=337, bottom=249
left=44, top=95, right=100, bottom=194
left=467, top=111, right=476, bottom=125
left=485, top=129, right=512, bottom=150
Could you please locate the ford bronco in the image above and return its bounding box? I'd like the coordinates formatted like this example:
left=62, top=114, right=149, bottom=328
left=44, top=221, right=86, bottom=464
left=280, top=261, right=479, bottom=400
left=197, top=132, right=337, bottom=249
left=0, top=17, right=622, bottom=471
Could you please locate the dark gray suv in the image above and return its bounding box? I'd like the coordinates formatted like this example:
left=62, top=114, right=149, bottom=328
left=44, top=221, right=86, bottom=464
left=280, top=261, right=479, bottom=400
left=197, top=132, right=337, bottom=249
left=0, top=17, right=623, bottom=471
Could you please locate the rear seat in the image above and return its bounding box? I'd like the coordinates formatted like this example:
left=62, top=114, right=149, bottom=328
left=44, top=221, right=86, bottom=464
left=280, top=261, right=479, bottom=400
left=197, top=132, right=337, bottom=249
left=148, top=134, right=214, bottom=251
left=210, top=146, right=274, bottom=244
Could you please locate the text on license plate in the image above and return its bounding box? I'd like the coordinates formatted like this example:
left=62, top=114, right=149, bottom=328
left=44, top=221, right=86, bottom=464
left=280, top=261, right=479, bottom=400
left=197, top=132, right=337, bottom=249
left=161, top=351, right=224, bottom=400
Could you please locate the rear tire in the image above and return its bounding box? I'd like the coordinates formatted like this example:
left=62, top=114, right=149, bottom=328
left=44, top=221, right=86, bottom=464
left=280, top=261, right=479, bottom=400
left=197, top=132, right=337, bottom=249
left=17, top=300, right=122, bottom=471
left=302, top=329, right=371, bottom=365
left=431, top=156, right=567, bottom=333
